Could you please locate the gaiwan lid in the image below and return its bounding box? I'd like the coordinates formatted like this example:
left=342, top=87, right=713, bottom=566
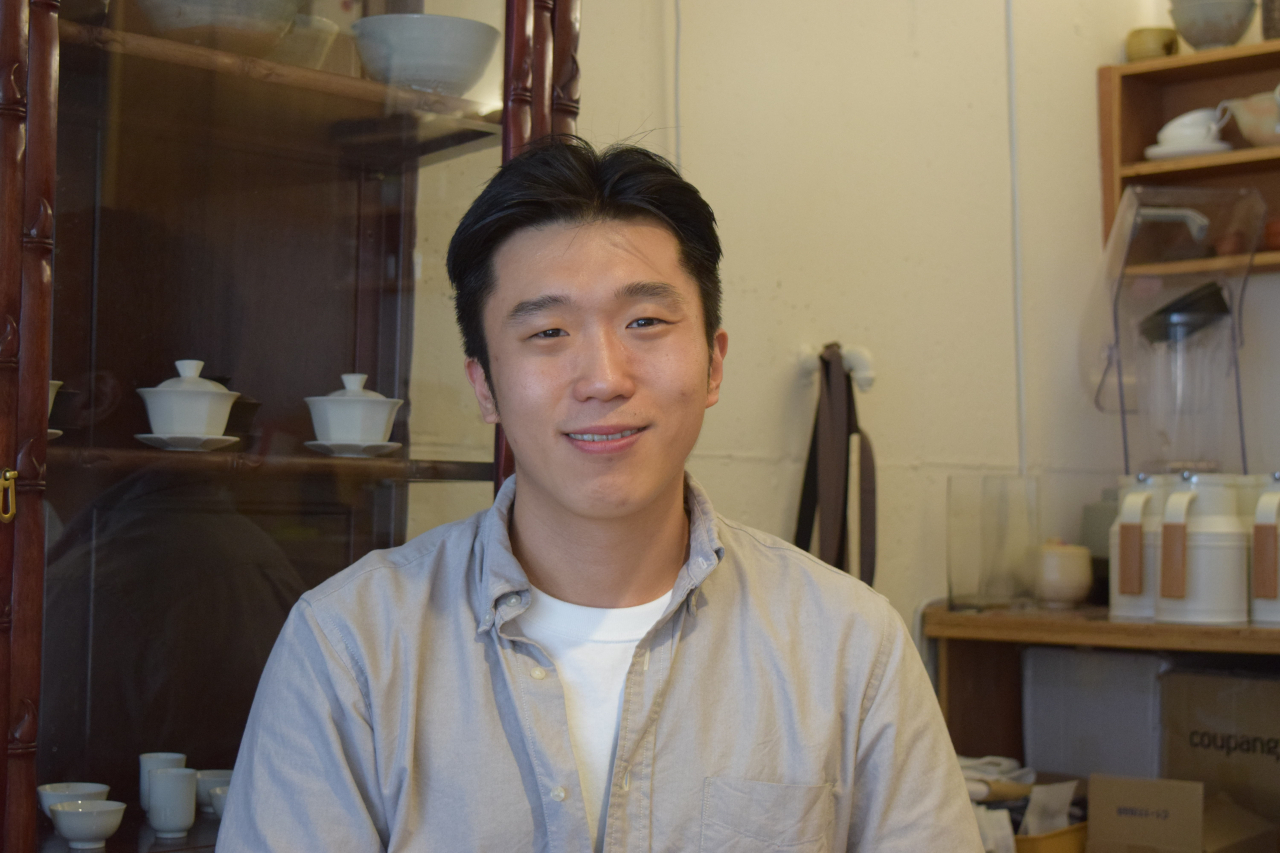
left=325, top=374, right=386, bottom=399
left=153, top=360, right=230, bottom=392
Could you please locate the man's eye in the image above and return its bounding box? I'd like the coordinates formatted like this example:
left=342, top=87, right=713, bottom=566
left=532, top=328, right=567, bottom=339
left=628, top=317, right=665, bottom=329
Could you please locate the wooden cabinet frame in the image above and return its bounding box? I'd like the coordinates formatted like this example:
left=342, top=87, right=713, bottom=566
left=0, top=2, right=580, bottom=847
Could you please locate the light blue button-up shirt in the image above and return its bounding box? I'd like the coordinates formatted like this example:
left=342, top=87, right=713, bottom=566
left=217, top=474, right=981, bottom=852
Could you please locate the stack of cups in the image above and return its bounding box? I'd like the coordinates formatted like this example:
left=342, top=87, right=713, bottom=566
left=139, top=752, right=197, bottom=838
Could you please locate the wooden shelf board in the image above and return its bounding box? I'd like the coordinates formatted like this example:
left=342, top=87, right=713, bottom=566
left=1123, top=249, right=1280, bottom=276
left=59, top=20, right=501, bottom=167
left=924, top=604, right=1280, bottom=655
left=1110, top=38, right=1280, bottom=83
left=1120, top=145, right=1280, bottom=178
left=46, top=445, right=494, bottom=482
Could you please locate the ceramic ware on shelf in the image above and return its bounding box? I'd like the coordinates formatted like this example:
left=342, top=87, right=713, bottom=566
left=1266, top=0, right=1280, bottom=37
left=139, top=752, right=185, bottom=812
left=147, top=767, right=197, bottom=838
left=209, top=785, right=229, bottom=818
left=134, top=0, right=301, bottom=56
left=1157, top=472, right=1249, bottom=625
left=304, top=440, right=402, bottom=458
left=49, top=800, right=126, bottom=849
left=1125, top=27, right=1179, bottom=61
left=1218, top=83, right=1280, bottom=146
left=352, top=14, right=500, bottom=97
left=37, top=783, right=109, bottom=819
left=137, top=360, right=239, bottom=444
left=1035, top=541, right=1093, bottom=608
left=196, top=770, right=232, bottom=813
left=1170, top=0, right=1257, bottom=50
left=305, top=374, right=402, bottom=447
left=1253, top=473, right=1280, bottom=624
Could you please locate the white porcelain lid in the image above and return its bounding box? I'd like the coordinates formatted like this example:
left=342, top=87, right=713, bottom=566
left=325, top=374, right=385, bottom=399
left=152, top=360, right=230, bottom=392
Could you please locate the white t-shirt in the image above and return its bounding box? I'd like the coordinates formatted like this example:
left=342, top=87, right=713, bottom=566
left=516, top=586, right=673, bottom=851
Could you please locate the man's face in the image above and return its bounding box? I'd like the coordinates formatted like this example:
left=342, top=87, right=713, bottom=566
left=465, top=217, right=728, bottom=521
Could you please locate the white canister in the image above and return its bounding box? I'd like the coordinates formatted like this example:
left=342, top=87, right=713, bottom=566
left=1157, top=472, right=1248, bottom=625
left=1109, top=473, right=1170, bottom=620
left=1253, top=473, right=1280, bottom=625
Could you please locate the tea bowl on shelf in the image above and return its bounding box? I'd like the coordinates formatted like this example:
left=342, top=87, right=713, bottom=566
left=209, top=785, right=229, bottom=818
left=49, top=800, right=126, bottom=849
left=1219, top=83, right=1280, bottom=146
left=134, top=0, right=301, bottom=56
left=352, top=14, right=500, bottom=97
left=1125, top=27, right=1179, bottom=61
left=196, top=770, right=232, bottom=813
left=305, top=374, right=402, bottom=444
left=137, top=360, right=240, bottom=438
left=1170, top=0, right=1257, bottom=49
left=37, top=783, right=109, bottom=818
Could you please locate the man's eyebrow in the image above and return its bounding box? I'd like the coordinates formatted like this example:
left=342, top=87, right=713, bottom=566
left=618, top=280, right=686, bottom=304
left=506, top=293, right=571, bottom=324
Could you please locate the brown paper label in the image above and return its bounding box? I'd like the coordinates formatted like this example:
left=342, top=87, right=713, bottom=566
left=1119, top=523, right=1144, bottom=596
left=1162, top=523, right=1187, bottom=600
left=1254, top=524, right=1278, bottom=600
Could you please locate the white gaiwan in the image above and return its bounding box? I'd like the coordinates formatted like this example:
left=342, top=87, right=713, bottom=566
left=137, top=360, right=240, bottom=437
left=306, top=374, right=402, bottom=444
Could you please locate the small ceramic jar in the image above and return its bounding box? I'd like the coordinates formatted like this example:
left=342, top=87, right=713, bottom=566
left=137, top=360, right=239, bottom=437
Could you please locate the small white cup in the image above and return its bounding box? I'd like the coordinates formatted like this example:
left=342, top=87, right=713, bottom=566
left=1037, top=542, right=1093, bottom=608
left=1157, top=107, right=1227, bottom=146
left=196, top=769, right=232, bottom=813
left=147, top=767, right=197, bottom=838
left=138, top=752, right=185, bottom=811
left=209, top=785, right=229, bottom=819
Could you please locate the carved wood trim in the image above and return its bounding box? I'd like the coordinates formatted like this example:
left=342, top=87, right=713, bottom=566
left=550, top=0, right=580, bottom=136
left=530, top=0, right=554, bottom=141
left=503, top=0, right=533, bottom=160
left=0, top=63, right=24, bottom=118
left=20, top=197, right=51, bottom=247
left=0, top=315, right=15, bottom=364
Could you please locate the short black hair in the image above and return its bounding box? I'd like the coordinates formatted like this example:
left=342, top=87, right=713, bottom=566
left=447, top=136, right=722, bottom=378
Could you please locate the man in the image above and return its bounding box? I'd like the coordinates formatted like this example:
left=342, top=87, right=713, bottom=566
left=218, top=138, right=981, bottom=852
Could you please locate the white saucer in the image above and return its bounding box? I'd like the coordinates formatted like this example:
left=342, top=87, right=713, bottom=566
left=1144, top=140, right=1231, bottom=160
left=47, top=429, right=62, bottom=440
left=135, top=434, right=240, bottom=452
left=305, top=440, right=401, bottom=459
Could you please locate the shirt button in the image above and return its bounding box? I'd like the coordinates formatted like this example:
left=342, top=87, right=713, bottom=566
left=551, top=786, right=567, bottom=802
left=503, top=594, right=520, bottom=607
left=530, top=666, right=547, bottom=680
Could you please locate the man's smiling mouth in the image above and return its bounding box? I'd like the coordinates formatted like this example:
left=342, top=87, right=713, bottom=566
left=566, top=428, right=644, bottom=442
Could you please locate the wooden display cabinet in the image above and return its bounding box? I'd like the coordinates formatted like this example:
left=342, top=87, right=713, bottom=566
left=1099, top=40, right=1280, bottom=272
left=0, top=0, right=580, bottom=848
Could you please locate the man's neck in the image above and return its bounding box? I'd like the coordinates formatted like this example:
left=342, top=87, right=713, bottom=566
left=508, top=472, right=689, bottom=609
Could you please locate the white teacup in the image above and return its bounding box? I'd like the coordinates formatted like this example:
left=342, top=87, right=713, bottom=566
left=148, top=767, right=197, bottom=838
left=196, top=769, right=232, bottom=813
left=1157, top=107, right=1228, bottom=146
left=139, top=752, right=185, bottom=811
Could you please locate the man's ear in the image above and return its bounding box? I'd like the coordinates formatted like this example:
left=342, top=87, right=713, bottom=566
left=706, top=329, right=728, bottom=408
left=465, top=358, right=500, bottom=424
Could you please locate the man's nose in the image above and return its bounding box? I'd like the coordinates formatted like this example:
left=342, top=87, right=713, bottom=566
left=573, top=329, right=636, bottom=402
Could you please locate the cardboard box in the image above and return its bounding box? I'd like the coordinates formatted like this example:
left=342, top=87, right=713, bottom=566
left=1086, top=774, right=1277, bottom=853
left=1162, top=670, right=1280, bottom=824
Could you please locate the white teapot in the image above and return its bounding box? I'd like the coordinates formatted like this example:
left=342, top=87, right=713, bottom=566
left=137, top=360, right=239, bottom=436
left=305, top=374, right=402, bottom=444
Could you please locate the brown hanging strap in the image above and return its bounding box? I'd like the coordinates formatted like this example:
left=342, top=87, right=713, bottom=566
left=795, top=343, right=877, bottom=585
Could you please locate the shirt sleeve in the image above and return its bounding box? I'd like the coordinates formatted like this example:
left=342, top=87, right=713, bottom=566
left=216, top=599, right=389, bottom=852
left=848, top=607, right=984, bottom=852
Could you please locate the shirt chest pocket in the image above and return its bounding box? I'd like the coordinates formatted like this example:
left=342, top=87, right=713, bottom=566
left=699, top=777, right=834, bottom=853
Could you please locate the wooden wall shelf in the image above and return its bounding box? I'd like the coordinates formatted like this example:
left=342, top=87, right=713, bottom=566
left=59, top=20, right=502, bottom=168
left=1099, top=40, right=1280, bottom=237
left=924, top=604, right=1280, bottom=655
left=46, top=446, right=494, bottom=482
left=1124, top=249, right=1280, bottom=276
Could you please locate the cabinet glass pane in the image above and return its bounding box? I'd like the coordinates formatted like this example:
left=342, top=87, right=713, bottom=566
left=39, top=0, right=501, bottom=826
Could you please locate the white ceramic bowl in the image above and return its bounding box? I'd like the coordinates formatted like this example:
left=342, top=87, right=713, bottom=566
left=134, top=0, right=301, bottom=56
left=1170, top=0, right=1257, bottom=49
left=196, top=770, right=232, bottom=812
left=209, top=785, right=229, bottom=818
left=49, top=800, right=125, bottom=849
left=352, top=14, right=500, bottom=97
left=37, top=783, right=109, bottom=818
left=306, top=397, right=402, bottom=443
left=138, top=361, right=239, bottom=437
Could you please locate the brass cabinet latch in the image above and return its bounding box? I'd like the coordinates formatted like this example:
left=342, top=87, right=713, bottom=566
left=0, top=469, right=16, bottom=523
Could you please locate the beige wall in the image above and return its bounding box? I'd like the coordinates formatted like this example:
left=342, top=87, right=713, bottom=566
left=405, top=0, right=1280, bottom=624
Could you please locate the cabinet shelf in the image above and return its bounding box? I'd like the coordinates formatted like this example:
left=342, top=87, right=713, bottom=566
left=923, top=604, right=1280, bottom=655
left=59, top=20, right=502, bottom=167
left=46, top=445, right=494, bottom=483
left=1119, top=145, right=1280, bottom=179
left=1123, top=249, right=1280, bottom=276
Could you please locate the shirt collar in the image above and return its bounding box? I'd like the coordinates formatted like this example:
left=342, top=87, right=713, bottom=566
left=470, top=472, right=725, bottom=633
